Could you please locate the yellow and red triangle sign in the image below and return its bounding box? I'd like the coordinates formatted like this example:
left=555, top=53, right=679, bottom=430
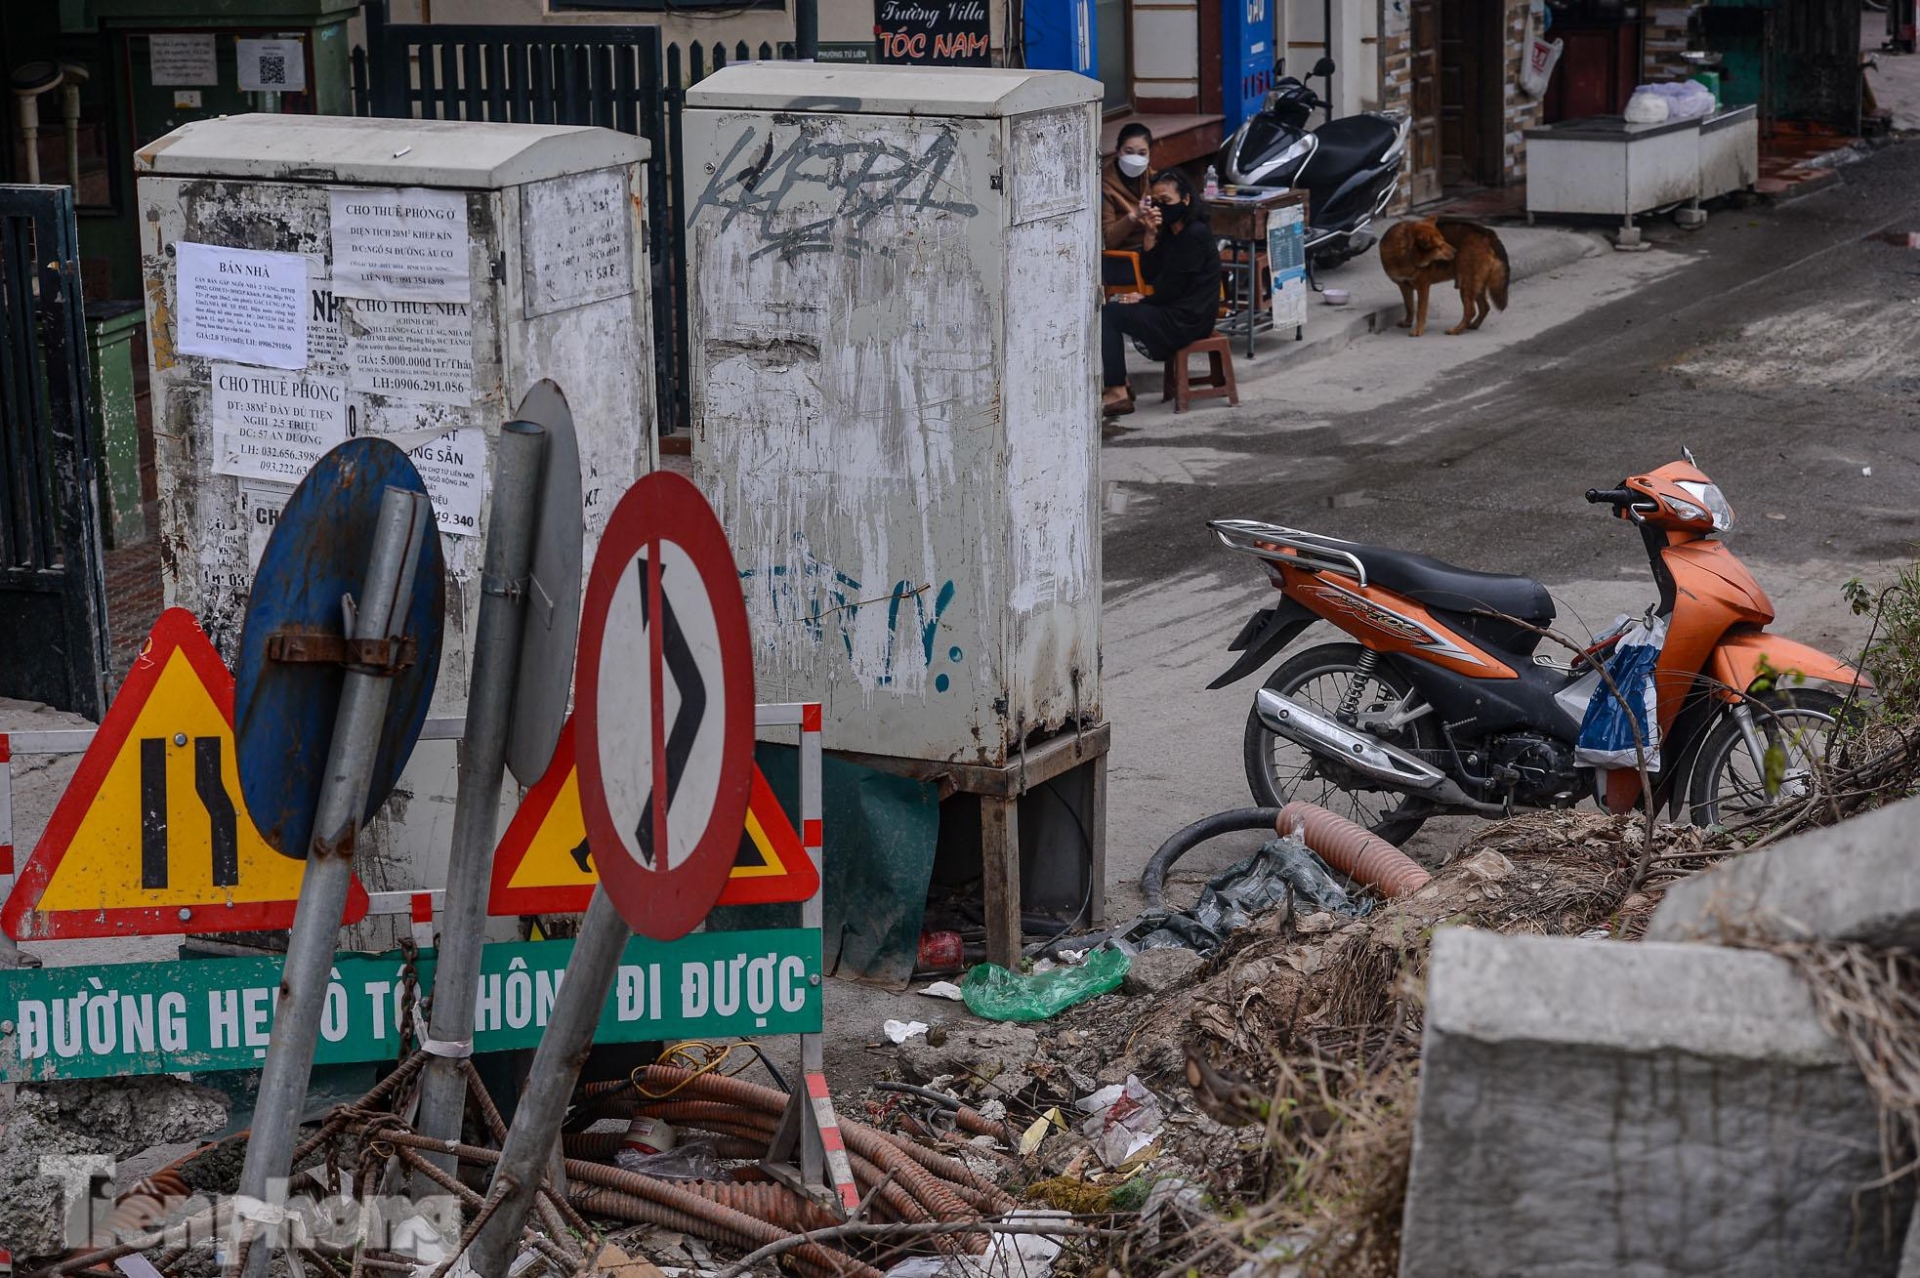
left=489, top=717, right=819, bottom=916
left=3, top=609, right=371, bottom=941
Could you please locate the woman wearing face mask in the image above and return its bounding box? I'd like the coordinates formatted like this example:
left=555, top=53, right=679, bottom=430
left=1101, top=168, right=1219, bottom=417
left=1101, top=123, right=1155, bottom=254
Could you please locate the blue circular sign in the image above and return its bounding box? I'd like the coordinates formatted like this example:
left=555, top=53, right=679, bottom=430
left=233, top=439, right=447, bottom=858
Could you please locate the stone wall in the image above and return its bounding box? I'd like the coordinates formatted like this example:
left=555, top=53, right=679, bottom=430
left=1380, top=0, right=1414, bottom=209
left=1502, top=0, right=1546, bottom=185
left=1644, top=4, right=1698, bottom=84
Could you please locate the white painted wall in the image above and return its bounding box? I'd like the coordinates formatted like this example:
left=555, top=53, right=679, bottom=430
left=1285, top=0, right=1380, bottom=116
left=1133, top=0, right=1201, bottom=104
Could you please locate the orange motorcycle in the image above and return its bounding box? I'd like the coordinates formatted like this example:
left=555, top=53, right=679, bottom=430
left=1210, top=458, right=1868, bottom=839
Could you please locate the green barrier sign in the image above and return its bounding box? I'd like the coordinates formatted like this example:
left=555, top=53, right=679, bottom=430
left=0, top=928, right=821, bottom=1082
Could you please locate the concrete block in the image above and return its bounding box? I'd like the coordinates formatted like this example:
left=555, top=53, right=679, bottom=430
left=1122, top=948, right=1204, bottom=996
left=1401, top=928, right=1908, bottom=1278
left=1648, top=798, right=1920, bottom=949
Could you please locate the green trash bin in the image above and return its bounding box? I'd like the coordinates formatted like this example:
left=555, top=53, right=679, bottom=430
left=85, top=299, right=146, bottom=547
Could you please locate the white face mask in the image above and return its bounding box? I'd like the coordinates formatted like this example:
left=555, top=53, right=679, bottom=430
left=1117, top=153, right=1150, bottom=178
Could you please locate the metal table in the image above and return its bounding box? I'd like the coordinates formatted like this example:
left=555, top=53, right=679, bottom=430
left=1210, top=188, right=1307, bottom=360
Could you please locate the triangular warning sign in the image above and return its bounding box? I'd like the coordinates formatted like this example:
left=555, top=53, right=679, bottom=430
left=3, top=609, right=371, bottom=941
left=489, top=717, right=818, bottom=917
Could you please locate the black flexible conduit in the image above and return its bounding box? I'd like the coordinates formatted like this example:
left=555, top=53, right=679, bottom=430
left=1139, top=807, right=1284, bottom=911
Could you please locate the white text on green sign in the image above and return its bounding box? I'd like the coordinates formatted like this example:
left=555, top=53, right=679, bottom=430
left=0, top=928, right=821, bottom=1081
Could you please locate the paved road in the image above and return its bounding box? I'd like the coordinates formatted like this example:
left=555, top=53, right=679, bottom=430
left=1098, top=139, right=1920, bottom=913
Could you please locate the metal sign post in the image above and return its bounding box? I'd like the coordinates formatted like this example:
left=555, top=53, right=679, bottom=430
left=466, top=471, right=756, bottom=1278
left=755, top=701, right=861, bottom=1211
left=233, top=481, right=436, bottom=1278
left=504, top=381, right=584, bottom=788
left=412, top=420, right=548, bottom=1182
left=465, top=885, right=630, bottom=1277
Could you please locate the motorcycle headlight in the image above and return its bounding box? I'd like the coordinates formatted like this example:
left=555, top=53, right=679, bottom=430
left=1677, top=480, right=1735, bottom=531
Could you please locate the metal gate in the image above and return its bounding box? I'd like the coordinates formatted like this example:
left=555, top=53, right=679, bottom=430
left=356, top=15, right=684, bottom=429
left=0, top=185, right=110, bottom=720
left=352, top=11, right=795, bottom=433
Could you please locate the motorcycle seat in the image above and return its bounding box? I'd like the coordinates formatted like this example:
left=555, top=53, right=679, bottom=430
left=1349, top=544, right=1555, bottom=626
left=1308, top=115, right=1398, bottom=175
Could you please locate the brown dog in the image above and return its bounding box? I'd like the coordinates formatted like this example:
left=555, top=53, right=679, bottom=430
left=1379, top=218, right=1510, bottom=336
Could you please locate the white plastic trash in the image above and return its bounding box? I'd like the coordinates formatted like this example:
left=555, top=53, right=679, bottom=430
left=1625, top=88, right=1671, bottom=124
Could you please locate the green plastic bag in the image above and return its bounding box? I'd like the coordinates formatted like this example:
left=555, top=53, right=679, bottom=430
left=960, top=947, right=1131, bottom=1022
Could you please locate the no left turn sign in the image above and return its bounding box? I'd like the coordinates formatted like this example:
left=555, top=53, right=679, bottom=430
left=575, top=472, right=755, bottom=940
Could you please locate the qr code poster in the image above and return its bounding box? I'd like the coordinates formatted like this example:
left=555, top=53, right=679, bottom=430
left=237, top=39, right=307, bottom=93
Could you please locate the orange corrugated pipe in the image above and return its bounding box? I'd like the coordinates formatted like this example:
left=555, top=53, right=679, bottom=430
left=632, top=1064, right=987, bottom=1253
left=1278, top=800, right=1433, bottom=897
left=566, top=1185, right=881, bottom=1278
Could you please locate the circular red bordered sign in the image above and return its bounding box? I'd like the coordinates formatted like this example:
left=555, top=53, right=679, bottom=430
left=575, top=472, right=755, bottom=940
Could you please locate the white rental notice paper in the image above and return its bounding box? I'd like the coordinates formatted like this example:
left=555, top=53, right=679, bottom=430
left=306, top=276, right=346, bottom=374
left=405, top=428, right=487, bottom=537
left=148, top=34, right=217, bottom=86
left=330, top=188, right=470, bottom=303
left=343, top=298, right=474, bottom=405
left=175, top=243, right=308, bottom=370
left=210, top=364, right=348, bottom=482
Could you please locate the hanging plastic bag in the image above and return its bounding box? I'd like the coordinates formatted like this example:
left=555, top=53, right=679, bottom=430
left=1576, top=615, right=1667, bottom=770
left=1520, top=5, right=1563, bottom=99
left=960, top=947, right=1130, bottom=1022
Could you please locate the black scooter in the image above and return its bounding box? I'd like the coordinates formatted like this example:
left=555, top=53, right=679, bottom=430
left=1218, top=57, right=1410, bottom=266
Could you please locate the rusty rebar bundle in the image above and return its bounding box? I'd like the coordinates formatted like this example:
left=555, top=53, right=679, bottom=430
left=35, top=1052, right=1024, bottom=1278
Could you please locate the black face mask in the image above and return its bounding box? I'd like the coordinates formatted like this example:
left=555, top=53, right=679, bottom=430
left=1157, top=199, right=1189, bottom=224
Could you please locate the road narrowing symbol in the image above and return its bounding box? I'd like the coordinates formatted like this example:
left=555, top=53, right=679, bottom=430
left=488, top=718, right=818, bottom=917
left=576, top=473, right=755, bottom=940
left=3, top=609, right=371, bottom=940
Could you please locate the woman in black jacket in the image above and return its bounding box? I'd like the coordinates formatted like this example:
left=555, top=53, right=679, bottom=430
left=1101, top=169, right=1219, bottom=416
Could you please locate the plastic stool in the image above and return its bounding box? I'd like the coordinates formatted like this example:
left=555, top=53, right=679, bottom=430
left=1162, top=334, right=1239, bottom=413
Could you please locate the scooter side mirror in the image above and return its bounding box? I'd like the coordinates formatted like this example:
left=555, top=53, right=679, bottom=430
left=1311, top=56, right=1337, bottom=77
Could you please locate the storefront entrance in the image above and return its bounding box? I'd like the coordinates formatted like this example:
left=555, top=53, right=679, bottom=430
left=1539, top=0, right=1641, bottom=121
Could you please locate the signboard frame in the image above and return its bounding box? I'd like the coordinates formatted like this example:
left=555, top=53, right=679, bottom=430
left=0, top=701, right=829, bottom=1085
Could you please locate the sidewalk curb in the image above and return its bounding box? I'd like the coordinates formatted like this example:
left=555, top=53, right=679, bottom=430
left=1230, top=230, right=1608, bottom=376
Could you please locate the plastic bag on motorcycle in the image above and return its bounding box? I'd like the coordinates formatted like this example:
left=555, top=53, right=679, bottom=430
left=1574, top=615, right=1667, bottom=771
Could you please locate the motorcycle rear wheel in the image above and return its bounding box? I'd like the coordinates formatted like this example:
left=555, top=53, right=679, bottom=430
left=1243, top=643, right=1437, bottom=845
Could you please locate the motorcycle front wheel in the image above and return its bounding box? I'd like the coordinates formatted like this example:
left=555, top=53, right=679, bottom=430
left=1243, top=642, right=1438, bottom=845
left=1684, top=688, right=1851, bottom=828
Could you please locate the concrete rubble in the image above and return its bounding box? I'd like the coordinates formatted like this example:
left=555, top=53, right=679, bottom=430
left=0, top=1076, right=229, bottom=1259
left=1405, top=795, right=1920, bottom=1278
left=1120, top=948, right=1205, bottom=996
left=1647, top=799, right=1920, bottom=949
left=1402, top=928, right=1904, bottom=1277
left=894, top=1021, right=1045, bottom=1099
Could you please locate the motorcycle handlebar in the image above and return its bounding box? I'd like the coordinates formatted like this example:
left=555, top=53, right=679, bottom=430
left=1586, top=487, right=1633, bottom=506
